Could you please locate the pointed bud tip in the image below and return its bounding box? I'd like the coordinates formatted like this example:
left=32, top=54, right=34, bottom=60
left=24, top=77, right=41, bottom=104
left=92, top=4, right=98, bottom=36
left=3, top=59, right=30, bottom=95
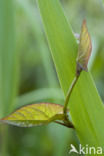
left=76, top=19, right=92, bottom=75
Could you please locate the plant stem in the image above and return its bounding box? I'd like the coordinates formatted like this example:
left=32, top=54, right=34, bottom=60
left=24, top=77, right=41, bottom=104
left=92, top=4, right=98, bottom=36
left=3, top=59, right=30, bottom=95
left=63, top=74, right=80, bottom=115
left=55, top=121, right=74, bottom=128
left=63, top=68, right=82, bottom=127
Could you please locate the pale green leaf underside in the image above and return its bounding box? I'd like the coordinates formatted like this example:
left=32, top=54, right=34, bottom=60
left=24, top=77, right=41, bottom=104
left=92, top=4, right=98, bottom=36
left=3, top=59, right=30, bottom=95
left=1, top=103, right=64, bottom=127
left=37, top=0, right=104, bottom=149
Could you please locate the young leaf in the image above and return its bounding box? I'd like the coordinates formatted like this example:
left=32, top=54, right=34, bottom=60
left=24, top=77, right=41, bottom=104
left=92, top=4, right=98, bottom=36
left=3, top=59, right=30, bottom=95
left=1, top=103, right=65, bottom=127
left=76, top=20, right=92, bottom=75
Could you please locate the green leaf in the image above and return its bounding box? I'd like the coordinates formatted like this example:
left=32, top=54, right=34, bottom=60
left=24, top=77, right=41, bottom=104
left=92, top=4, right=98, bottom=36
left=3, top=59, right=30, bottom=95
left=1, top=103, right=65, bottom=127
left=37, top=0, right=104, bottom=148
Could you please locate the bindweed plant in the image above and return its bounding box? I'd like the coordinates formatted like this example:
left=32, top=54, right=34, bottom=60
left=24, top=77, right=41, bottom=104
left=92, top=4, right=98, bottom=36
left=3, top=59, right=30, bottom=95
left=1, top=0, right=104, bottom=155
left=1, top=19, right=92, bottom=130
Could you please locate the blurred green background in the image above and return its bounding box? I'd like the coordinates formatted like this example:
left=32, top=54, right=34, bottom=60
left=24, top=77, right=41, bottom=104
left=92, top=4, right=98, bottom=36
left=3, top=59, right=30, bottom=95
left=0, top=0, right=104, bottom=155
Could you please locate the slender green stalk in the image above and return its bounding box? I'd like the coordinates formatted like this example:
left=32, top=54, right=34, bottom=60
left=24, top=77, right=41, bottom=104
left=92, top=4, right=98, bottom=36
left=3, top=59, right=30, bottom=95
left=63, top=71, right=81, bottom=128
left=55, top=121, right=74, bottom=128
left=62, top=58, right=83, bottom=128
left=63, top=74, right=80, bottom=115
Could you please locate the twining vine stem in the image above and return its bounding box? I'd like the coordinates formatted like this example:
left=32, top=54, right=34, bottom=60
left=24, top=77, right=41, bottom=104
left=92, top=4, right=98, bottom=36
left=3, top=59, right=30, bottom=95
left=63, top=70, right=82, bottom=126
left=55, top=120, right=74, bottom=128
left=62, top=20, right=91, bottom=128
left=63, top=76, right=79, bottom=114
left=54, top=73, right=81, bottom=129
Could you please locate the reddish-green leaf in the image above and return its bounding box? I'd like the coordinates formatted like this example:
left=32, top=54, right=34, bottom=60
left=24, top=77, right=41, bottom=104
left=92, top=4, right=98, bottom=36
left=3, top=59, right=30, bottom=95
left=1, top=103, right=65, bottom=127
left=76, top=20, right=92, bottom=75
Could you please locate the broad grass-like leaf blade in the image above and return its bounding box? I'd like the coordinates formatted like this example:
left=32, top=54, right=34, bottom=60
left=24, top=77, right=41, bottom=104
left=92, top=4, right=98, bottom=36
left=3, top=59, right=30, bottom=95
left=37, top=0, right=104, bottom=148
left=1, top=103, right=65, bottom=127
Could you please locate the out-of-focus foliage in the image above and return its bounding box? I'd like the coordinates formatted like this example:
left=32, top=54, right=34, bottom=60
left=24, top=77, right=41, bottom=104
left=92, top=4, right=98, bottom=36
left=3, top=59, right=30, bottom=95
left=0, top=0, right=104, bottom=156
